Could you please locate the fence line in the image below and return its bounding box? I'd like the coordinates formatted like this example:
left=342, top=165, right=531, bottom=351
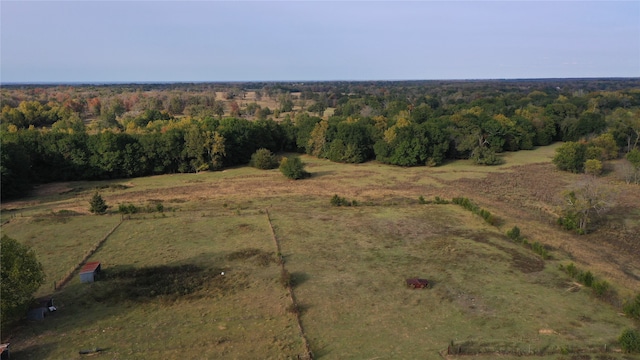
left=54, top=218, right=123, bottom=291
left=265, top=208, right=313, bottom=360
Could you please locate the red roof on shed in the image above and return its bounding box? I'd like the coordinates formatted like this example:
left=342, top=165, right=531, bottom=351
left=80, top=261, right=101, bottom=274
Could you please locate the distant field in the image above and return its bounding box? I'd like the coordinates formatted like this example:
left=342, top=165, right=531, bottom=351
left=2, top=143, right=639, bottom=359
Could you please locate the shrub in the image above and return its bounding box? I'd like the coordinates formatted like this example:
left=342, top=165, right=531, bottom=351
left=280, top=269, right=291, bottom=288
left=89, top=192, right=108, bottom=214
left=118, top=203, right=139, bottom=214
left=579, top=270, right=594, bottom=287
left=250, top=148, right=279, bottom=170
left=279, top=156, right=309, bottom=180
left=418, top=196, right=427, bottom=204
left=433, top=196, right=449, bottom=204
left=531, top=242, right=549, bottom=260
left=506, top=226, right=521, bottom=241
left=591, top=280, right=610, bottom=298
left=330, top=194, right=355, bottom=207
left=623, top=294, right=640, bottom=320
left=619, top=328, right=640, bottom=353
left=565, top=263, right=579, bottom=278
left=286, top=303, right=300, bottom=315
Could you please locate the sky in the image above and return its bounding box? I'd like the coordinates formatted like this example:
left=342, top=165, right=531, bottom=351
left=1, top=1, right=639, bottom=83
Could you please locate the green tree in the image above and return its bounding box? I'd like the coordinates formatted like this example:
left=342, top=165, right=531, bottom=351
left=89, top=192, right=108, bottom=214
left=279, top=156, right=309, bottom=180
left=553, top=141, right=587, bottom=173
left=589, top=133, right=619, bottom=160
left=250, top=148, right=279, bottom=170
left=1, top=235, right=45, bottom=326
left=184, top=125, right=208, bottom=172
left=606, top=108, right=640, bottom=152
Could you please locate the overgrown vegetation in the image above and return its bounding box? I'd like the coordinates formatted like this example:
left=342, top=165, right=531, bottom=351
left=118, top=201, right=165, bottom=215
left=559, top=263, right=614, bottom=299
left=451, top=197, right=499, bottom=226
left=506, top=226, right=550, bottom=260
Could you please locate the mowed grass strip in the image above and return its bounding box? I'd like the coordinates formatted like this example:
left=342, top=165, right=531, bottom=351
left=9, top=213, right=307, bottom=359
left=270, top=204, right=635, bottom=359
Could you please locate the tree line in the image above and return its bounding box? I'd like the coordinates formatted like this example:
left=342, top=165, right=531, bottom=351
left=2, top=79, right=640, bottom=199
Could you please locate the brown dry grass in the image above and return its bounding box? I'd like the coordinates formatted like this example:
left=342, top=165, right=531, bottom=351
left=4, top=148, right=638, bottom=298
left=3, top=144, right=639, bottom=358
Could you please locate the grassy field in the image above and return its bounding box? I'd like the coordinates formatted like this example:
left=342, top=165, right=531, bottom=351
left=2, top=143, right=639, bottom=359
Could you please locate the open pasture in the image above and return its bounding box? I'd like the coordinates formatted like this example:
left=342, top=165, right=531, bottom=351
left=270, top=204, right=635, bottom=358
left=5, top=212, right=306, bottom=359
left=2, top=144, right=639, bottom=359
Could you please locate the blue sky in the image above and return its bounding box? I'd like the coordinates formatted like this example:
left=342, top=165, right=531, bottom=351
left=1, top=1, right=639, bottom=83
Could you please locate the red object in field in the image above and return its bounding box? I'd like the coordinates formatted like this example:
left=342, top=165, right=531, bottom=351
left=406, top=278, right=429, bottom=289
left=81, top=261, right=101, bottom=274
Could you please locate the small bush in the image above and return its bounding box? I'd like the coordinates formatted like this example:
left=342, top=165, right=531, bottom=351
left=418, top=196, right=427, bottom=204
left=279, top=156, right=309, bottom=180
left=506, top=226, right=521, bottom=241
left=286, top=303, right=300, bottom=315
left=591, top=280, right=610, bottom=298
left=579, top=270, right=594, bottom=287
left=433, top=196, right=449, bottom=204
left=250, top=148, right=279, bottom=170
left=531, top=242, right=549, bottom=259
left=565, top=263, right=579, bottom=278
left=623, top=294, right=640, bottom=320
left=118, top=203, right=139, bottom=214
left=280, top=269, right=291, bottom=288
left=330, top=194, right=354, bottom=207
left=619, top=328, right=640, bottom=353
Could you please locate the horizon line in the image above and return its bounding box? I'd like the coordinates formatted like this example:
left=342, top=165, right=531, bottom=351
left=2, top=76, right=639, bottom=86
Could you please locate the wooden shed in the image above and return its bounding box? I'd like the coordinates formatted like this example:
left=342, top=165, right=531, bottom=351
left=80, top=261, right=101, bottom=283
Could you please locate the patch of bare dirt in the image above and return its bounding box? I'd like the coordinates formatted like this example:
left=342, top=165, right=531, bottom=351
left=31, top=182, right=76, bottom=197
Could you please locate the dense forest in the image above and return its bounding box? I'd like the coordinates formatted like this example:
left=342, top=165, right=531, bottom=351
left=2, top=79, right=640, bottom=199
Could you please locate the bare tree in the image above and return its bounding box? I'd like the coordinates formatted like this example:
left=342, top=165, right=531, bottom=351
left=558, top=176, right=616, bottom=234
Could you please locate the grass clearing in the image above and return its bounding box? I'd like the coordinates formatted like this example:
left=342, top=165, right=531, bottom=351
left=1, top=214, right=121, bottom=297
left=270, top=204, right=633, bottom=358
left=9, top=212, right=305, bottom=359
left=2, top=143, right=638, bottom=359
